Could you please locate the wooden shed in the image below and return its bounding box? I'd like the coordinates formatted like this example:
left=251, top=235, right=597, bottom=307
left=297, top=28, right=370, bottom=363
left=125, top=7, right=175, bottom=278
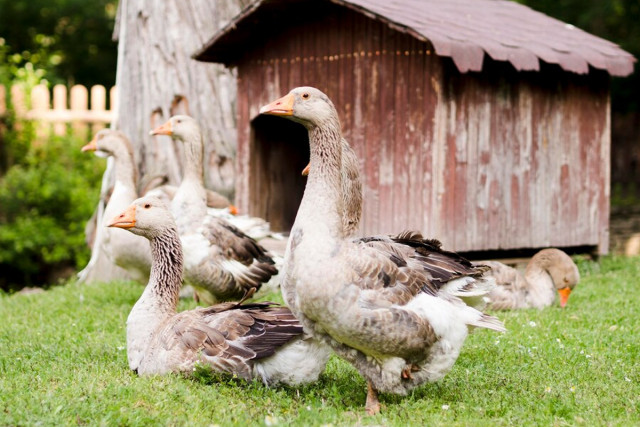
left=194, top=0, right=635, bottom=255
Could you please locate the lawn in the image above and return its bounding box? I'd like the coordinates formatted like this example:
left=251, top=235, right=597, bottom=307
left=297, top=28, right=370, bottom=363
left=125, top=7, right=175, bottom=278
left=0, top=256, right=638, bottom=426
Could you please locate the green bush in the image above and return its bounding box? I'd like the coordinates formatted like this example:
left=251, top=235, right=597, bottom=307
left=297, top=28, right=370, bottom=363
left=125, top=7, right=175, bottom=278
left=0, top=131, right=104, bottom=291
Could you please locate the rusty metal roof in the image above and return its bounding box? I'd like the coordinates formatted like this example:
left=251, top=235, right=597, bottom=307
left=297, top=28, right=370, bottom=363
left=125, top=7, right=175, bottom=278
left=194, top=0, right=635, bottom=76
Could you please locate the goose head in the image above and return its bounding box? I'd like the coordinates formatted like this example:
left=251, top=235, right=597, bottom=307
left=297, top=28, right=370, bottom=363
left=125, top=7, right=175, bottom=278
left=532, top=248, right=580, bottom=308
left=260, top=86, right=337, bottom=130
left=81, top=129, right=133, bottom=159
left=150, top=115, right=201, bottom=143
left=107, top=196, right=176, bottom=239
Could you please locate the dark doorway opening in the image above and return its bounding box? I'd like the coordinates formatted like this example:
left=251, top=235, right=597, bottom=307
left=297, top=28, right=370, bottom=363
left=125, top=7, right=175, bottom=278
left=249, top=115, right=309, bottom=232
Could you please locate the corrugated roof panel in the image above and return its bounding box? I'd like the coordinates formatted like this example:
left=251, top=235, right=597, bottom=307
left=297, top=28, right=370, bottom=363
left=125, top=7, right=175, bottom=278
left=194, top=0, right=636, bottom=76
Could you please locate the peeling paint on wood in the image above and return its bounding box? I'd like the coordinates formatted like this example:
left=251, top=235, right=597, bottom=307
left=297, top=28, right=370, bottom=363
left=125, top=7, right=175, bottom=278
left=232, top=7, right=611, bottom=254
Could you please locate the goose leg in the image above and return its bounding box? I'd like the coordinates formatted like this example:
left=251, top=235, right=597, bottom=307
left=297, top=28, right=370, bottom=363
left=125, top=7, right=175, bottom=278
left=365, top=381, right=381, bottom=415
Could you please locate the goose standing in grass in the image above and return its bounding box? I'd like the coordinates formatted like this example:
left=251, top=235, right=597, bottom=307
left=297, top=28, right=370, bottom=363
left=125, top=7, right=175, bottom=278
left=150, top=116, right=278, bottom=303
left=260, top=87, right=505, bottom=415
left=480, top=248, right=580, bottom=309
left=79, top=129, right=151, bottom=282
left=107, top=196, right=329, bottom=383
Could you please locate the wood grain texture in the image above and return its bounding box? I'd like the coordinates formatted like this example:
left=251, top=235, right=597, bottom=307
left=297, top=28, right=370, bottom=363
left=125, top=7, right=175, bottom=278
left=232, top=7, right=610, bottom=253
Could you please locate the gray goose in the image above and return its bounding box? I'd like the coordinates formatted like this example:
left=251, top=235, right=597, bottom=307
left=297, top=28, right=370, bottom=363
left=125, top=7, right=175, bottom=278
left=79, top=129, right=152, bottom=281
left=480, top=248, right=580, bottom=309
left=260, top=87, right=505, bottom=415
left=150, top=116, right=278, bottom=303
left=108, top=195, right=330, bottom=383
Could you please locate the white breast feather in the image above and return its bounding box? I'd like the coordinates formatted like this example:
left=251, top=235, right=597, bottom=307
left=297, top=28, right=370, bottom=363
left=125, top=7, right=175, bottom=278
left=180, top=233, right=210, bottom=269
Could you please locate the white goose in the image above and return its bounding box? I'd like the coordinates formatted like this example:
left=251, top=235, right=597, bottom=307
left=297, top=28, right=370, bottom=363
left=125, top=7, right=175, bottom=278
left=150, top=116, right=278, bottom=303
left=480, top=248, right=580, bottom=309
left=107, top=196, right=329, bottom=383
left=261, top=87, right=505, bottom=415
left=79, top=129, right=151, bottom=281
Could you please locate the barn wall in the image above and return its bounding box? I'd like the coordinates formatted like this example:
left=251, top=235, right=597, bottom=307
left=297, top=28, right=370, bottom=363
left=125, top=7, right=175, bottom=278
left=437, top=62, right=610, bottom=252
left=234, top=5, right=610, bottom=253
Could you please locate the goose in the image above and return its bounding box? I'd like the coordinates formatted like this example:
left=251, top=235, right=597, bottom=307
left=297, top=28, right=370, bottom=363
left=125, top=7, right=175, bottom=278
left=480, top=248, right=580, bottom=309
left=80, top=129, right=152, bottom=281
left=260, top=87, right=505, bottom=415
left=302, top=138, right=362, bottom=237
left=150, top=116, right=278, bottom=303
left=107, top=195, right=330, bottom=383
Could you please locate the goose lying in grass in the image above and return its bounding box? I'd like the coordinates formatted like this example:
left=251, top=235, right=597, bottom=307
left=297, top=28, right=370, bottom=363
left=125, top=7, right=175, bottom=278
left=79, top=129, right=151, bottom=281
left=480, top=248, right=580, bottom=309
left=107, top=195, right=330, bottom=383
left=260, top=87, right=505, bottom=415
left=150, top=116, right=278, bottom=303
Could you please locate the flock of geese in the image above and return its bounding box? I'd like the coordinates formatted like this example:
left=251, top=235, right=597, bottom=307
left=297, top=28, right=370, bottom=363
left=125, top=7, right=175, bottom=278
left=83, top=86, right=580, bottom=415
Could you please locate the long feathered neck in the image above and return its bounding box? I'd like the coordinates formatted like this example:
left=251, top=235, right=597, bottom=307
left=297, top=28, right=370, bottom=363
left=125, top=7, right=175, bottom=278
left=113, top=145, right=138, bottom=191
left=295, top=115, right=344, bottom=241
left=171, top=128, right=207, bottom=230
left=127, top=226, right=183, bottom=369
left=142, top=227, right=184, bottom=313
left=179, top=128, right=205, bottom=187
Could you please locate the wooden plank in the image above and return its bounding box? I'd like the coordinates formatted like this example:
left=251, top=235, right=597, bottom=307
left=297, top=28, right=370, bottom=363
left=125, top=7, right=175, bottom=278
left=391, top=37, right=409, bottom=230
left=235, top=60, right=250, bottom=215
left=10, top=84, right=27, bottom=118
left=404, top=38, right=425, bottom=233
left=421, top=46, right=438, bottom=238
left=70, top=85, right=89, bottom=138
left=376, top=22, right=395, bottom=234
left=53, top=84, right=67, bottom=135
left=362, top=16, right=381, bottom=235
left=30, top=84, right=51, bottom=141
left=90, top=85, right=107, bottom=132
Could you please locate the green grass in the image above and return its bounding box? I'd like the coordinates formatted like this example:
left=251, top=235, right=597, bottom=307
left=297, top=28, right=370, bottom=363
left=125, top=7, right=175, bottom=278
left=1, top=256, right=638, bottom=426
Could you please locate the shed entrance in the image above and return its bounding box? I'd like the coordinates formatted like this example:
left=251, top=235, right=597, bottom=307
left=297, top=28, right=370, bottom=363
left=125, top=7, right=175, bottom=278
left=249, top=115, right=309, bottom=232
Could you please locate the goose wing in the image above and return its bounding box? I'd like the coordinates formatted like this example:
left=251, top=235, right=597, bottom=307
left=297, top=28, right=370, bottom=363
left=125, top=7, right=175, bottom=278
left=480, top=260, right=528, bottom=310
left=159, top=302, right=302, bottom=379
left=191, top=216, right=278, bottom=300
left=350, top=231, right=488, bottom=304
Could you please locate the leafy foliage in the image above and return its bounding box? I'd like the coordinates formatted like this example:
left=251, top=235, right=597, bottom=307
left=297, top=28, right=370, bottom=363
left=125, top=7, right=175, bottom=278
left=0, top=0, right=118, bottom=88
left=0, top=133, right=104, bottom=290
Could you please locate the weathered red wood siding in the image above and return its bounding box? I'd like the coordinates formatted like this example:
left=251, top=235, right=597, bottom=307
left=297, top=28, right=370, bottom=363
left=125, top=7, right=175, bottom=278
left=234, top=5, right=611, bottom=253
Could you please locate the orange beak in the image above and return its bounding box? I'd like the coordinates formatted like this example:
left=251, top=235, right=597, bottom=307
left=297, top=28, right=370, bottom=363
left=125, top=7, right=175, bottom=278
left=228, top=204, right=238, bottom=215
left=150, top=120, right=172, bottom=136
left=557, top=287, right=572, bottom=308
left=107, top=205, right=137, bottom=229
left=301, top=163, right=310, bottom=176
left=260, top=93, right=295, bottom=116
left=81, top=138, right=97, bottom=152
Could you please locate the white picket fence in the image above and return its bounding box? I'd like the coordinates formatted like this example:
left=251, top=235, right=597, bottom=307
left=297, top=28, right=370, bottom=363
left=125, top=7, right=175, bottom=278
left=0, top=83, right=116, bottom=135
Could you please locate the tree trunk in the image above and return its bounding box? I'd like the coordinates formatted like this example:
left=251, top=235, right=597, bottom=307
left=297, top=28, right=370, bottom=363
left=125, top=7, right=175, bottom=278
left=79, top=0, right=247, bottom=283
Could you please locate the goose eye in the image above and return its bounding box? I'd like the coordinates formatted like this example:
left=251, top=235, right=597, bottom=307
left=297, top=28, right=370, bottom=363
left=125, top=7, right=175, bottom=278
left=176, top=119, right=182, bottom=124
left=144, top=204, right=151, bottom=209
left=302, top=93, right=310, bottom=99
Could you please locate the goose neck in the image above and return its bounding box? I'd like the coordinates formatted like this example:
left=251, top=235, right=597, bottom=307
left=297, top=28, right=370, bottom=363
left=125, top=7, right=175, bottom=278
left=113, top=149, right=138, bottom=191
left=295, top=121, right=344, bottom=241
left=180, top=133, right=205, bottom=185
left=144, top=228, right=184, bottom=312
